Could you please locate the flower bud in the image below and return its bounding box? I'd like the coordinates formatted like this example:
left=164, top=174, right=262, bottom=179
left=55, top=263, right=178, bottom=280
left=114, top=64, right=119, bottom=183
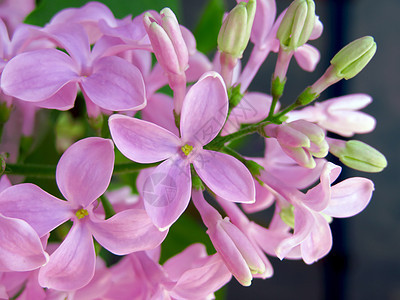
left=276, top=0, right=315, bottom=51
left=327, top=138, right=387, bottom=173
left=218, top=0, right=256, bottom=58
left=330, top=36, right=377, bottom=80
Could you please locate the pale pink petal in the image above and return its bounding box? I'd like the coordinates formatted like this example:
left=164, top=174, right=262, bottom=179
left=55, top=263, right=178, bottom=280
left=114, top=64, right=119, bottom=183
left=324, top=93, right=372, bottom=111
left=141, top=93, right=179, bottom=136
left=193, top=150, right=255, bottom=203
left=309, top=16, right=323, bottom=40
left=43, top=23, right=91, bottom=66
left=249, top=222, right=291, bottom=258
left=276, top=206, right=315, bottom=260
left=180, top=72, right=228, bottom=146
left=49, top=2, right=117, bottom=43
left=33, top=82, right=77, bottom=110
left=300, top=213, right=332, bottom=264
left=0, top=184, right=72, bottom=237
left=56, top=137, right=114, bottom=208
left=163, top=243, right=208, bottom=281
left=303, top=162, right=341, bottom=211
left=38, top=221, right=96, bottom=291
left=170, top=254, right=232, bottom=300
left=142, top=158, right=191, bottom=230
left=242, top=180, right=275, bottom=213
left=0, top=214, right=48, bottom=272
left=1, top=49, right=79, bottom=102
left=88, top=209, right=167, bottom=255
left=322, top=177, right=374, bottom=218
left=0, top=175, right=11, bottom=192
left=109, top=114, right=181, bottom=163
left=81, top=56, right=146, bottom=111
left=227, top=92, right=272, bottom=128
left=249, top=0, right=276, bottom=46
left=294, top=44, right=320, bottom=72
left=185, top=51, right=212, bottom=82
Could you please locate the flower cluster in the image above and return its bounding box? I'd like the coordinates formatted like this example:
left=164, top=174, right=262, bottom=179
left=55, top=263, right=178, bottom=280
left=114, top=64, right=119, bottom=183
left=0, top=0, right=386, bottom=298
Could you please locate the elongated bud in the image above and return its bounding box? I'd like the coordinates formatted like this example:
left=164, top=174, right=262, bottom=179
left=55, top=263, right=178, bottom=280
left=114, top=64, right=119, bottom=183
left=276, top=0, right=315, bottom=51
left=218, top=0, right=256, bottom=59
left=327, top=138, right=387, bottom=173
left=330, top=36, right=377, bottom=80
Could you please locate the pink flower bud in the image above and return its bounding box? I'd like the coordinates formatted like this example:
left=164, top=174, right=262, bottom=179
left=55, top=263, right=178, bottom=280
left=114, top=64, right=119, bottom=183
left=264, top=120, right=328, bottom=168
left=143, top=8, right=188, bottom=75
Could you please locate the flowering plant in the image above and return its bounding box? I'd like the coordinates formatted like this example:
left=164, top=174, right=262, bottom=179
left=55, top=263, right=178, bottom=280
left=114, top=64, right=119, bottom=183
left=0, top=0, right=386, bottom=298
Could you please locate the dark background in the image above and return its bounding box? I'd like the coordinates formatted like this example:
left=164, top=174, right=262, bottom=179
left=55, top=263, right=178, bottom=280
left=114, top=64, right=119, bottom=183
left=181, top=0, right=400, bottom=299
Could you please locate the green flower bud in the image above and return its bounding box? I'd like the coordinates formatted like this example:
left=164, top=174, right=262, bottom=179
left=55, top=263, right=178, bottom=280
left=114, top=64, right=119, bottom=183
left=328, top=139, right=387, bottom=173
left=217, top=0, right=256, bottom=58
left=330, top=36, right=377, bottom=80
left=276, top=0, right=315, bottom=51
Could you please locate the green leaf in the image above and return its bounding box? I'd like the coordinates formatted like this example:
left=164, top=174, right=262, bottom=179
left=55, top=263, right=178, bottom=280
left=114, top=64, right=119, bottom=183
left=25, top=0, right=181, bottom=27
left=194, top=0, right=226, bottom=54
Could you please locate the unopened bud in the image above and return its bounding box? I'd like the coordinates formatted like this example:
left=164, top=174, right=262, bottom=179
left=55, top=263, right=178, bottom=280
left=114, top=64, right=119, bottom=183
left=218, top=0, right=256, bottom=58
left=330, top=36, right=377, bottom=80
left=327, top=138, right=387, bottom=173
left=276, top=0, right=315, bottom=51
left=279, top=205, right=295, bottom=228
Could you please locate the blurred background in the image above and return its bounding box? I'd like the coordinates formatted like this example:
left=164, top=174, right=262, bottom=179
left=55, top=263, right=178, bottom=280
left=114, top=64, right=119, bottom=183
left=8, top=0, right=400, bottom=299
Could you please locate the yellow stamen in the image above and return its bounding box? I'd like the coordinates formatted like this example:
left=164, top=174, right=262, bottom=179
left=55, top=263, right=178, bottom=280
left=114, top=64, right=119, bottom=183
left=181, top=144, right=194, bottom=156
left=76, top=208, right=89, bottom=219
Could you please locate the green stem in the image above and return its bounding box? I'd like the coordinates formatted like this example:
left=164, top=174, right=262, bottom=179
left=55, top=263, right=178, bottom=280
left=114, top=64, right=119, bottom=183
left=3, top=162, right=160, bottom=178
left=273, top=102, right=299, bottom=120
left=221, top=146, right=246, bottom=164
left=100, top=194, right=116, bottom=219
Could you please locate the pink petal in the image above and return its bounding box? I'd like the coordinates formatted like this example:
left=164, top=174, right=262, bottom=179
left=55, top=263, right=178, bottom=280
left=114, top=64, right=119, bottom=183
left=1, top=49, right=79, bottom=101
left=163, top=243, right=208, bottom=280
left=81, top=56, right=146, bottom=111
left=88, top=209, right=167, bottom=255
left=227, top=92, right=272, bottom=130
left=242, top=180, right=275, bottom=213
left=276, top=206, right=315, bottom=260
left=300, top=213, right=332, bottom=264
left=303, top=162, right=341, bottom=211
left=322, top=177, right=374, bottom=218
left=33, top=82, right=77, bottom=110
left=109, top=114, right=181, bottom=163
left=250, top=0, right=276, bottom=46
left=0, top=183, right=72, bottom=237
left=38, top=221, right=96, bottom=291
left=171, top=253, right=232, bottom=300
left=0, top=214, right=48, bottom=272
left=180, top=72, right=228, bottom=146
left=142, top=158, right=192, bottom=230
left=56, top=137, right=114, bottom=208
left=193, top=150, right=255, bottom=203
left=185, top=51, right=212, bottom=82
left=141, top=93, right=179, bottom=136
left=324, top=93, right=372, bottom=111
left=44, top=23, right=91, bottom=67
left=294, top=44, right=320, bottom=72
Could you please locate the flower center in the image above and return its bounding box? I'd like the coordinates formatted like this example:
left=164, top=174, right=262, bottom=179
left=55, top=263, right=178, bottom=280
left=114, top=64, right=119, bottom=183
left=181, top=144, right=194, bottom=156
left=75, top=208, right=89, bottom=219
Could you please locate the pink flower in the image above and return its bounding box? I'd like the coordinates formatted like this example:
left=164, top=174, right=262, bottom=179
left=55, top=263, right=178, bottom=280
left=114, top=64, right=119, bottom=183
left=0, top=138, right=167, bottom=290
left=287, top=93, right=376, bottom=137
left=1, top=23, right=146, bottom=116
left=259, top=162, right=374, bottom=263
left=192, top=189, right=266, bottom=286
left=109, top=71, right=255, bottom=230
left=0, top=176, right=48, bottom=273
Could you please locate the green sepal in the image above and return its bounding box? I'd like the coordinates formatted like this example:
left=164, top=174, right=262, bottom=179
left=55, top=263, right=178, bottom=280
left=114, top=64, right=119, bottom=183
left=228, top=84, right=243, bottom=108
left=191, top=166, right=205, bottom=191
left=245, top=159, right=265, bottom=177
left=0, top=102, right=12, bottom=124
left=0, top=152, right=9, bottom=176
left=271, top=76, right=286, bottom=99
left=279, top=205, right=295, bottom=229
left=295, top=87, right=319, bottom=106
left=173, top=109, right=181, bottom=130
